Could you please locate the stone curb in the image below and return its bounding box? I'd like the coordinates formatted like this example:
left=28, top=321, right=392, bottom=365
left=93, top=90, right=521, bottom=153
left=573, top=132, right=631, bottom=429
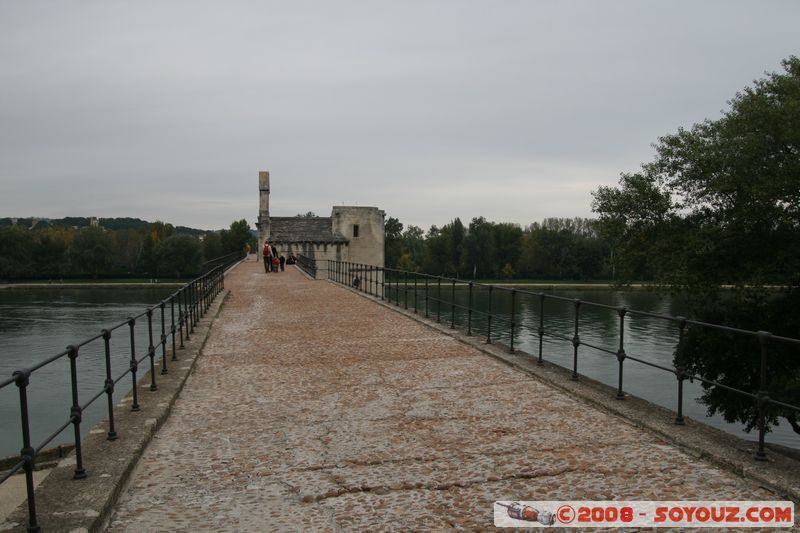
left=1, top=288, right=231, bottom=533
left=334, top=281, right=800, bottom=504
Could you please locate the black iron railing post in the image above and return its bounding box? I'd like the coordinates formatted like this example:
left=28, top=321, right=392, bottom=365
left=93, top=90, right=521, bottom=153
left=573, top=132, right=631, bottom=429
left=467, top=282, right=473, bottom=335
left=571, top=300, right=581, bottom=380
left=755, top=331, right=771, bottom=461
left=67, top=345, right=86, bottom=479
left=437, top=277, right=442, bottom=323
left=450, top=279, right=456, bottom=329
left=510, top=289, right=516, bottom=353
left=101, top=329, right=118, bottom=440
left=486, top=285, right=493, bottom=343
left=170, top=296, right=177, bottom=361
left=178, top=288, right=184, bottom=350
left=198, top=278, right=203, bottom=315
left=128, top=318, right=140, bottom=411
left=204, top=275, right=209, bottom=312
left=404, top=271, right=408, bottom=309
left=160, top=302, right=168, bottom=375
left=414, top=273, right=418, bottom=314
left=202, top=276, right=207, bottom=313
left=182, top=287, right=190, bottom=342
left=192, top=280, right=197, bottom=324
left=395, top=271, right=400, bottom=306
left=188, top=282, right=195, bottom=333
left=193, top=279, right=199, bottom=327
left=146, top=309, right=157, bottom=391
left=538, top=294, right=545, bottom=365
left=14, top=369, right=41, bottom=533
left=201, top=276, right=206, bottom=313
left=616, top=307, right=627, bottom=399
left=424, top=277, right=429, bottom=318
left=675, top=318, right=686, bottom=425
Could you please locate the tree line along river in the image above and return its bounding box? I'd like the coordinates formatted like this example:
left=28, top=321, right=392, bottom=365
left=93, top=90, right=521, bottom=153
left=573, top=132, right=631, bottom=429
left=0, top=284, right=797, bottom=459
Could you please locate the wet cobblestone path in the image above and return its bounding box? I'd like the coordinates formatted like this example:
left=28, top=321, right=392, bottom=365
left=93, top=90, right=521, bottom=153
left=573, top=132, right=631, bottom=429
left=107, top=261, right=779, bottom=532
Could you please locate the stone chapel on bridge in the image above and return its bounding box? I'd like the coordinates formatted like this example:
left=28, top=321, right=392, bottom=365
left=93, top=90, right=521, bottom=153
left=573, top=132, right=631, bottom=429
left=255, top=171, right=385, bottom=274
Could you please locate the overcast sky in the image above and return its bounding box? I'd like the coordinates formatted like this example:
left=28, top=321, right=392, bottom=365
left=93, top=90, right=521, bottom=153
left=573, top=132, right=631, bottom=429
left=1, top=1, right=798, bottom=231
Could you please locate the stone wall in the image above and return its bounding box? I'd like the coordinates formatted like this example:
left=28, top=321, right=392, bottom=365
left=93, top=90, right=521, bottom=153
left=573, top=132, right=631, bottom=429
left=331, top=206, right=385, bottom=267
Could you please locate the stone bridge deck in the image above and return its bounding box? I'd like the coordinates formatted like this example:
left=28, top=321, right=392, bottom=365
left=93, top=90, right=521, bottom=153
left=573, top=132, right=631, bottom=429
left=105, top=260, right=784, bottom=531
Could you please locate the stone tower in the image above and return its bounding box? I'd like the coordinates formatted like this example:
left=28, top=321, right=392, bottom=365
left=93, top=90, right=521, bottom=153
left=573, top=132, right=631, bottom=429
left=256, top=170, right=270, bottom=247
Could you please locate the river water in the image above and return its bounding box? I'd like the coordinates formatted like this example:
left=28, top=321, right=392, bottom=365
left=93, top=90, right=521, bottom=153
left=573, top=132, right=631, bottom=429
left=0, top=287, right=177, bottom=458
left=391, top=282, right=798, bottom=451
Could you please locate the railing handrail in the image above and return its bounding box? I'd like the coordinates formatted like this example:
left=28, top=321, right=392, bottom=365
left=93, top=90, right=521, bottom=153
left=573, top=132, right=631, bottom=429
left=0, top=261, right=230, bottom=531
left=325, top=260, right=799, bottom=465
left=202, top=250, right=246, bottom=273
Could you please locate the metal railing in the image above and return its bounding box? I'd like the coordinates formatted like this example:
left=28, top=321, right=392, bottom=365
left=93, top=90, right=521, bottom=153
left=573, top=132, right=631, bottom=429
left=322, top=260, right=800, bottom=463
left=296, top=255, right=318, bottom=278
left=201, top=250, right=246, bottom=273
left=0, top=265, right=228, bottom=532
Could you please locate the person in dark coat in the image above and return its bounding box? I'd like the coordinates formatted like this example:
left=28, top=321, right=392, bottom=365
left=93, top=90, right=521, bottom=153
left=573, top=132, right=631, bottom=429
left=279, top=255, right=286, bottom=271
left=262, top=242, right=271, bottom=273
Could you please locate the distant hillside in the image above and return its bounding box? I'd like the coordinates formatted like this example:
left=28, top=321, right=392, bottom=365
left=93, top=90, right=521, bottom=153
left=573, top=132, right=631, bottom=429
left=0, top=216, right=208, bottom=235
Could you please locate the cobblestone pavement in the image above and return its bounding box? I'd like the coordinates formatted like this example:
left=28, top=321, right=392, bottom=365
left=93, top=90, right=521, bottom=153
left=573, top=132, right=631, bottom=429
left=106, top=261, right=785, bottom=532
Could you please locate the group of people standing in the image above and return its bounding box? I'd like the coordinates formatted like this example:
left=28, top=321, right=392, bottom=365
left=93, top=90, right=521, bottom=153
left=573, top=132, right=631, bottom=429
left=262, top=242, right=285, bottom=272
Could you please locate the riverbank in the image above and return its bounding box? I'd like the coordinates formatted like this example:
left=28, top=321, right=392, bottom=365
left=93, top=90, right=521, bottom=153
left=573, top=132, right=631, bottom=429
left=0, top=281, right=185, bottom=289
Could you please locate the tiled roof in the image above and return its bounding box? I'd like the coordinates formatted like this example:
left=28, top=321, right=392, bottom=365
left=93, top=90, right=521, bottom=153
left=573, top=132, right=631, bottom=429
left=269, top=217, right=347, bottom=243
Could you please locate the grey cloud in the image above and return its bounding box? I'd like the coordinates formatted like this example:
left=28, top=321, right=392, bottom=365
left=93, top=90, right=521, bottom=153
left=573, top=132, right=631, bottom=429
left=1, top=0, right=799, bottom=230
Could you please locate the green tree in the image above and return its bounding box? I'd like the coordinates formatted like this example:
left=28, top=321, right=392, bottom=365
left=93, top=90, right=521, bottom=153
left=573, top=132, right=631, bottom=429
left=69, top=226, right=113, bottom=278
left=461, top=217, right=496, bottom=278
left=593, top=57, right=800, bottom=434
left=0, top=226, right=34, bottom=280
left=517, top=218, right=606, bottom=280
left=399, top=225, right=425, bottom=271
left=32, top=227, right=72, bottom=278
left=422, top=225, right=447, bottom=274
left=441, top=218, right=465, bottom=277
left=203, top=232, right=224, bottom=260
left=384, top=216, right=404, bottom=268
left=110, top=229, right=144, bottom=274
left=154, top=235, right=203, bottom=278
left=493, top=223, right=523, bottom=276
left=139, top=221, right=175, bottom=274
left=221, top=219, right=252, bottom=254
